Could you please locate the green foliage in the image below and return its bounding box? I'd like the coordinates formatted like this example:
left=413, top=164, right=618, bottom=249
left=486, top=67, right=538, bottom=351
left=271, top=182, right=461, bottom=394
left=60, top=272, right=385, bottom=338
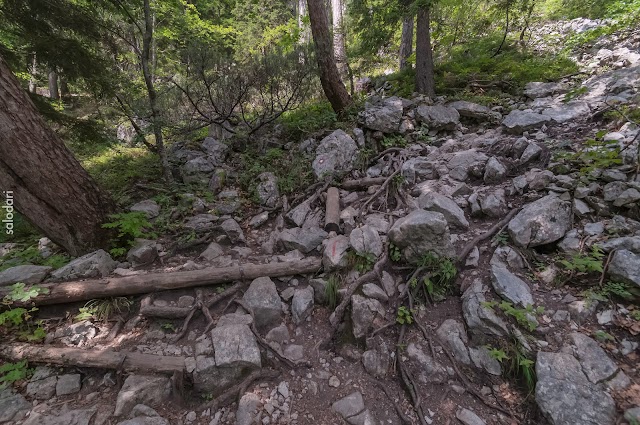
left=279, top=101, right=337, bottom=141
left=487, top=339, right=537, bottom=393
left=559, top=245, right=604, bottom=274
left=412, top=253, right=458, bottom=302
left=554, top=133, right=623, bottom=178
left=488, top=346, right=509, bottom=362
left=348, top=251, right=377, bottom=274
left=160, top=322, right=176, bottom=332
left=562, top=86, right=589, bottom=103
left=396, top=306, right=414, bottom=325
left=0, top=360, right=32, bottom=389
left=0, top=244, right=69, bottom=273
left=75, top=297, right=132, bottom=323
left=0, top=283, right=49, bottom=343
left=593, top=329, right=615, bottom=342
left=102, top=212, right=157, bottom=257
left=381, top=134, right=408, bottom=149
left=491, top=231, right=509, bottom=246
left=389, top=243, right=402, bottom=262
left=483, top=300, right=544, bottom=332
left=582, top=281, right=640, bottom=304
left=326, top=275, right=340, bottom=310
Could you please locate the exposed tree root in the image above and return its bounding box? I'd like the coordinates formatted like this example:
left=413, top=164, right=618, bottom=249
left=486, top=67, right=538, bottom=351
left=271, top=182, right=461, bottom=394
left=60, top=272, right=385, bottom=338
left=396, top=325, right=429, bottom=425
left=198, top=369, right=281, bottom=412
left=374, top=380, right=414, bottom=424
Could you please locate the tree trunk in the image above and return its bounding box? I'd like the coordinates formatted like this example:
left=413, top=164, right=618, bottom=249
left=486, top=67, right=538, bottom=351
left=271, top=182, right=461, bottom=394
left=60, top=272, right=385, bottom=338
left=415, top=6, right=436, bottom=97
left=59, top=76, right=70, bottom=100
left=307, top=0, right=351, bottom=114
left=0, top=55, right=116, bottom=256
left=142, top=0, right=172, bottom=183
left=47, top=69, right=59, bottom=100
left=399, top=13, right=414, bottom=71
left=28, top=53, right=37, bottom=94
left=331, top=0, right=348, bottom=83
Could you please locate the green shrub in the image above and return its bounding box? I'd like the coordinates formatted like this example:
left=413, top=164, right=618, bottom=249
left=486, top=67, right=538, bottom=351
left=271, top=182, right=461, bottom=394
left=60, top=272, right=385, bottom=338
left=279, top=101, right=337, bottom=140
left=0, top=282, right=49, bottom=343
left=102, top=211, right=157, bottom=257
left=0, top=244, right=69, bottom=273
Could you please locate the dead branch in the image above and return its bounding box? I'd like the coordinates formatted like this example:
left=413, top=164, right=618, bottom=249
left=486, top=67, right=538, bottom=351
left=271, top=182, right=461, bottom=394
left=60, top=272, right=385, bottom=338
left=198, top=369, right=280, bottom=412
left=0, top=343, right=184, bottom=375
left=340, top=177, right=388, bottom=190
left=5, top=258, right=322, bottom=306
left=396, top=325, right=429, bottom=425
left=361, top=169, right=401, bottom=212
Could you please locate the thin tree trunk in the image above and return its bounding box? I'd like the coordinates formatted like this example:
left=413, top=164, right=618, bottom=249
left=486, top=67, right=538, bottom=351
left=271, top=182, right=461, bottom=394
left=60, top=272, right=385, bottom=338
left=0, top=55, right=116, bottom=256
left=142, top=0, right=172, bottom=182
left=399, top=13, right=414, bottom=71
left=331, top=0, right=348, bottom=83
left=492, top=3, right=510, bottom=57
left=28, top=53, right=37, bottom=93
left=307, top=0, right=351, bottom=114
left=47, top=69, right=59, bottom=100
left=415, top=6, right=435, bottom=97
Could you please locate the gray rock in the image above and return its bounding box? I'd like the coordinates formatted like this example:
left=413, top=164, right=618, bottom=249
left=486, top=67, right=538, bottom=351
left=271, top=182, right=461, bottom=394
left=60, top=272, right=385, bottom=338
left=312, top=130, right=358, bottom=178
left=602, top=168, right=627, bottom=182
left=417, top=192, right=469, bottom=229
left=22, top=408, right=96, bottom=425
left=535, top=351, right=615, bottom=425
left=256, top=172, right=280, bottom=208
left=0, top=388, right=31, bottom=423
left=568, top=300, right=598, bottom=324
left=26, top=372, right=57, bottom=400
left=351, top=295, right=385, bottom=339
left=212, top=325, right=261, bottom=370
left=331, top=391, right=365, bottom=419
left=603, top=181, right=628, bottom=202
left=0, top=264, right=52, bottom=287
left=126, top=239, right=158, bottom=266
left=236, top=393, right=261, bottom=425
left=360, top=97, right=403, bottom=133
left=309, top=278, right=329, bottom=304
left=520, top=142, right=543, bottom=164
left=323, top=235, right=350, bottom=271
left=625, top=407, right=640, bottom=423
left=362, top=337, right=390, bottom=378
left=524, top=81, right=567, bottom=98
left=50, top=249, right=116, bottom=280
left=490, top=246, right=525, bottom=269
left=362, top=283, right=388, bottom=302
left=447, top=149, right=489, bottom=181
left=484, top=157, right=507, bottom=184
left=436, top=319, right=471, bottom=365
left=199, top=242, right=224, bottom=261
left=283, top=344, right=304, bottom=362
left=407, top=342, right=448, bottom=383
left=181, top=157, right=214, bottom=183
left=415, top=104, right=460, bottom=130
left=114, top=375, right=171, bottom=417
left=570, top=332, right=619, bottom=383
left=350, top=225, right=383, bottom=257
left=130, top=200, right=160, bottom=219
left=265, top=324, right=290, bottom=345
left=219, top=219, right=245, bottom=244
left=462, top=281, right=509, bottom=337
left=216, top=312, right=252, bottom=327
left=201, top=137, right=229, bottom=165
left=614, top=188, right=640, bottom=207
left=448, top=100, right=501, bottom=122
left=508, top=195, right=572, bottom=247
left=213, top=190, right=240, bottom=215
left=292, top=286, right=314, bottom=324
left=478, top=189, right=508, bottom=217
left=401, top=157, right=438, bottom=184
left=469, top=347, right=502, bottom=375
left=242, top=277, right=282, bottom=331
left=608, top=250, right=640, bottom=287
left=543, top=101, right=590, bottom=123
left=249, top=211, right=269, bottom=228
left=184, top=214, right=217, bottom=233
left=54, top=320, right=97, bottom=346
left=278, top=227, right=327, bottom=254
left=456, top=407, right=486, bottom=425
left=599, top=236, right=640, bottom=254
left=285, top=200, right=311, bottom=227
left=490, top=264, right=534, bottom=307
left=56, top=374, right=81, bottom=396
left=502, top=110, right=551, bottom=134
left=388, top=210, right=455, bottom=264
left=381, top=271, right=396, bottom=297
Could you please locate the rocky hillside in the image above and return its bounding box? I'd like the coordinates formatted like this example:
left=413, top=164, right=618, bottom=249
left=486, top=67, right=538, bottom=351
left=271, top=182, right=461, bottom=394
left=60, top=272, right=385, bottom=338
left=1, top=18, right=639, bottom=425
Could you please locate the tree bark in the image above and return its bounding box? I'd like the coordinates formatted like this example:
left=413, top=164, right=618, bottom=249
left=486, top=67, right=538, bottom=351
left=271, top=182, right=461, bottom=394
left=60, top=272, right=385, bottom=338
left=331, top=0, right=348, bottom=83
left=399, top=13, right=414, bottom=71
left=47, top=69, right=59, bottom=100
left=0, top=55, right=116, bottom=256
left=307, top=0, right=351, bottom=115
left=0, top=343, right=185, bottom=375
left=415, top=5, right=436, bottom=97
left=1, top=257, right=322, bottom=306
left=142, top=0, right=172, bottom=183
left=59, top=76, right=70, bottom=100
left=28, top=53, right=37, bottom=94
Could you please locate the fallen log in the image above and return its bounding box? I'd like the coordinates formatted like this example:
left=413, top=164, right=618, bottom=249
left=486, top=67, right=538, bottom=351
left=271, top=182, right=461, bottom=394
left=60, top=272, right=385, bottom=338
left=324, top=187, right=341, bottom=233
left=340, top=177, right=387, bottom=190
left=2, top=258, right=322, bottom=306
left=0, top=343, right=185, bottom=375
